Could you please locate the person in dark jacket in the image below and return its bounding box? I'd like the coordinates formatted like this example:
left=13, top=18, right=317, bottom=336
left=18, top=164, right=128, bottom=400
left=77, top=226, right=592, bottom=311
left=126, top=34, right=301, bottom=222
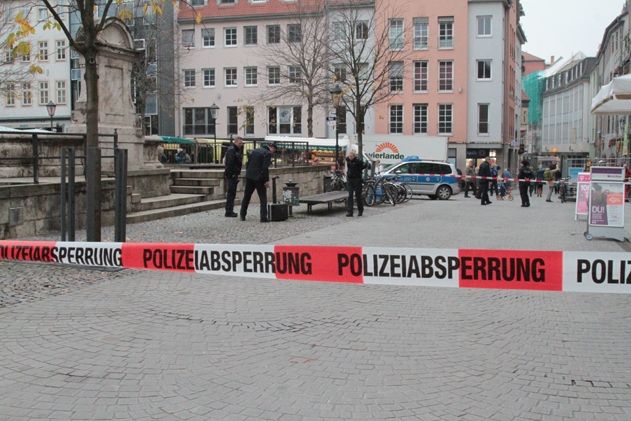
left=518, top=159, right=533, bottom=207
left=224, top=136, right=244, bottom=217
left=345, top=150, right=369, bottom=217
left=240, top=142, right=276, bottom=222
left=477, top=157, right=492, bottom=205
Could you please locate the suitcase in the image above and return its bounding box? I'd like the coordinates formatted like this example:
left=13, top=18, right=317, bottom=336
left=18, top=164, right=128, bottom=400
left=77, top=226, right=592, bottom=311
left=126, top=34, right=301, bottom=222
left=268, top=176, right=288, bottom=221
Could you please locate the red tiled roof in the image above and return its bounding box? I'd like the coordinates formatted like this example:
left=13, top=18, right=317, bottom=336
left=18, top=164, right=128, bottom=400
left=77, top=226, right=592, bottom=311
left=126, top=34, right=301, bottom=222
left=178, top=0, right=366, bottom=21
left=522, top=51, right=544, bottom=62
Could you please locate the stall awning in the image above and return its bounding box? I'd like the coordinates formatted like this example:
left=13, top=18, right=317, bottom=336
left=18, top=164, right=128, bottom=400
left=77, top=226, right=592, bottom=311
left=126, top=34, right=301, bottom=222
left=159, top=135, right=195, bottom=145
left=591, top=73, right=631, bottom=115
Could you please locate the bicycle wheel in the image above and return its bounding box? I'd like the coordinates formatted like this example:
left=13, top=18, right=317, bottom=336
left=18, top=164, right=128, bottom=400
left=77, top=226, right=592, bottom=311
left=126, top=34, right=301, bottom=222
left=404, top=184, right=413, bottom=201
left=364, top=184, right=376, bottom=207
left=383, top=184, right=397, bottom=206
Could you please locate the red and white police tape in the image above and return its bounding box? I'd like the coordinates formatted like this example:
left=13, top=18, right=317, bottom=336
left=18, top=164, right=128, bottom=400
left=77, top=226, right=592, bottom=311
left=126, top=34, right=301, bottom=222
left=0, top=240, right=629, bottom=294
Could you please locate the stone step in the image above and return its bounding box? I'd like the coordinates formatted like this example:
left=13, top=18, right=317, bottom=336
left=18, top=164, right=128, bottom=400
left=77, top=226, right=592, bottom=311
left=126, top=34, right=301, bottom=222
left=170, top=185, right=215, bottom=195
left=171, top=169, right=225, bottom=179
left=173, top=178, right=221, bottom=187
left=127, top=199, right=227, bottom=224
left=139, top=193, right=206, bottom=212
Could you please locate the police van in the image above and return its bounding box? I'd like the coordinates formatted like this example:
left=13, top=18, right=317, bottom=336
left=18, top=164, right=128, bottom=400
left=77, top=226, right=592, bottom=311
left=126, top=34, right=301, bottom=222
left=380, top=156, right=461, bottom=200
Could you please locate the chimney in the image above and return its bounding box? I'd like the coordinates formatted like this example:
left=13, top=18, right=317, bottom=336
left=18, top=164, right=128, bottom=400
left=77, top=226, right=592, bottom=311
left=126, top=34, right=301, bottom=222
left=550, top=55, right=555, bottom=64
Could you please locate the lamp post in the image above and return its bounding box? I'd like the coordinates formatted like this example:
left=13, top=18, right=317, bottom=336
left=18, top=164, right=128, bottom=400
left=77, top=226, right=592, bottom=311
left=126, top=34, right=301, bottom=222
left=46, top=101, right=56, bottom=131
left=329, top=84, right=343, bottom=169
left=210, top=103, right=219, bottom=163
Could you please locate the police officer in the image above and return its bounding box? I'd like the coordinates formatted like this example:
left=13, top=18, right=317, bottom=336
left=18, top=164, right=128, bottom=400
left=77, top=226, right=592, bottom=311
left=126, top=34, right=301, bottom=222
left=240, top=142, right=277, bottom=222
left=224, top=136, right=244, bottom=217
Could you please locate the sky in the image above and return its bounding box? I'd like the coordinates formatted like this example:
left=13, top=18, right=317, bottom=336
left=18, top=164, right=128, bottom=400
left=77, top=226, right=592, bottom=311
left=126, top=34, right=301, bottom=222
left=520, top=0, right=625, bottom=63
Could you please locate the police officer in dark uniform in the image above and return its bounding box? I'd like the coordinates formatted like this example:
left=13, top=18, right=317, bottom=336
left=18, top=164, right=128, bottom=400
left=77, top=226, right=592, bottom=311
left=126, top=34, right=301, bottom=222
left=224, top=136, right=244, bottom=217
left=478, top=157, right=492, bottom=206
left=345, top=150, right=369, bottom=217
left=240, top=142, right=277, bottom=222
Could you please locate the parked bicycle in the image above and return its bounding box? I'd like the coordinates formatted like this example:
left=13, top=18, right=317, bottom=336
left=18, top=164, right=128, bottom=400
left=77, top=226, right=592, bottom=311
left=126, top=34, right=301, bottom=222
left=330, top=169, right=346, bottom=191
left=558, top=177, right=570, bottom=203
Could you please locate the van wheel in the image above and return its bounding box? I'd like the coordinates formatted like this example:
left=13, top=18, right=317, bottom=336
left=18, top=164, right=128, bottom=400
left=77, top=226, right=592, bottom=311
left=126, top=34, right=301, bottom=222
left=436, top=185, right=452, bottom=200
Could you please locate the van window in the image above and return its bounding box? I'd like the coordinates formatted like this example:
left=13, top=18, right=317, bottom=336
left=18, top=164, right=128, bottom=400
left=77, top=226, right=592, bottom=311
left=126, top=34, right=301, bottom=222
left=437, top=164, right=452, bottom=175
left=418, top=162, right=433, bottom=175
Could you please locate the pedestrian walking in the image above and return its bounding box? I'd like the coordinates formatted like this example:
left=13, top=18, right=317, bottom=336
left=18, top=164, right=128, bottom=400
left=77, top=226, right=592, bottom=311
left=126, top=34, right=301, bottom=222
left=464, top=161, right=476, bottom=198
left=518, top=159, right=533, bottom=207
left=345, top=150, right=369, bottom=217
left=535, top=166, right=545, bottom=197
left=544, top=164, right=558, bottom=202
left=478, top=157, right=492, bottom=205
left=240, top=142, right=277, bottom=223
left=223, top=136, right=244, bottom=217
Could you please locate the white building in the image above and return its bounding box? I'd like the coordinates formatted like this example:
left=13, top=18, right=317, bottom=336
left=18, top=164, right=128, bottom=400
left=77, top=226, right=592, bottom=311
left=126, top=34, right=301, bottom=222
left=0, top=0, right=71, bottom=130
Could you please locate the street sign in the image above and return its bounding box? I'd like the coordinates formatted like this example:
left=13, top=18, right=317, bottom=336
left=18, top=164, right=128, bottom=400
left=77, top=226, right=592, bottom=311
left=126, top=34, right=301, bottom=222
left=326, top=116, right=337, bottom=121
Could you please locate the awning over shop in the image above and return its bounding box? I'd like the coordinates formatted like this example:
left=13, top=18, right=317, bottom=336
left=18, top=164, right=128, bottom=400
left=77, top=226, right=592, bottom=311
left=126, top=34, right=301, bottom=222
left=591, top=73, right=631, bottom=115
left=159, top=135, right=195, bottom=145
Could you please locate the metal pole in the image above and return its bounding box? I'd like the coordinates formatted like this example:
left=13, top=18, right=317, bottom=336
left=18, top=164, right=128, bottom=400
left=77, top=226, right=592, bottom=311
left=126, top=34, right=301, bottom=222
left=213, top=120, right=217, bottom=164
left=31, top=134, right=39, bottom=184
left=60, top=149, right=67, bottom=241
left=114, top=149, right=128, bottom=242
left=50, top=115, right=53, bottom=130
left=335, top=127, right=339, bottom=170
left=86, top=147, right=102, bottom=242
left=68, top=147, right=76, bottom=241
left=113, top=128, right=118, bottom=150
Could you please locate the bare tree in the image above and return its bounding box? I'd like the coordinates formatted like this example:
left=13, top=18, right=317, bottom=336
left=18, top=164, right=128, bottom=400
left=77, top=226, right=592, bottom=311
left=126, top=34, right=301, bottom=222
left=260, top=0, right=329, bottom=137
left=328, top=0, right=408, bottom=158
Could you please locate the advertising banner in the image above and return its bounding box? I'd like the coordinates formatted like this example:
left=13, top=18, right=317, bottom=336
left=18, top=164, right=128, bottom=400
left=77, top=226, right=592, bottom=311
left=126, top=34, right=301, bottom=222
left=575, top=172, right=591, bottom=218
left=589, top=181, right=625, bottom=227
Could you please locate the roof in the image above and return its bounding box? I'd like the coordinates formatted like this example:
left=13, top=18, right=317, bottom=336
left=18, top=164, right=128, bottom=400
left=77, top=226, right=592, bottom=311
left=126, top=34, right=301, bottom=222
left=522, top=51, right=545, bottom=63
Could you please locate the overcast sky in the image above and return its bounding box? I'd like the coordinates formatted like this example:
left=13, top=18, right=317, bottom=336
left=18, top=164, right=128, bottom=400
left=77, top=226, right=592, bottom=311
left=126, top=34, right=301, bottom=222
left=520, top=0, right=625, bottom=63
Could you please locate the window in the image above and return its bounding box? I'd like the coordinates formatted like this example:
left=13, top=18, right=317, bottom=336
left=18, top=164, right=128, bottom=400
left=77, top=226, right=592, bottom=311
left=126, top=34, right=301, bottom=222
left=414, top=60, right=428, bottom=92
left=356, top=21, right=369, bottom=40
left=244, top=25, right=257, bottom=45
left=477, top=59, right=491, bottom=80
left=225, top=67, right=237, bottom=86
left=332, top=22, right=344, bottom=39
left=438, top=17, right=454, bottom=48
left=438, top=104, right=452, bottom=134
left=414, top=104, right=427, bottom=133
left=56, top=81, right=66, bottom=104
left=3, top=50, right=14, bottom=64
left=182, top=29, right=194, bottom=47
left=227, top=106, right=238, bottom=135
left=56, top=40, right=66, bottom=60
left=336, top=105, right=347, bottom=134
left=184, top=69, right=196, bottom=87
left=334, top=64, right=346, bottom=83
left=413, top=17, right=428, bottom=50
left=245, top=66, right=257, bottom=86
left=191, top=0, right=206, bottom=5
left=477, top=15, right=491, bottom=36
left=478, top=103, right=489, bottom=134
left=183, top=107, right=217, bottom=135
left=6, top=83, right=15, bottom=106
left=225, top=27, right=237, bottom=46
left=203, top=68, right=215, bottom=87
left=390, top=105, right=403, bottom=133
left=268, top=106, right=302, bottom=134
left=38, top=41, right=48, bottom=61
left=219, top=0, right=236, bottom=3
left=288, top=24, right=301, bottom=42
left=439, top=61, right=453, bottom=91
left=288, top=65, right=301, bottom=83
left=389, top=61, right=403, bottom=92
left=267, top=24, right=280, bottom=44
left=39, top=81, right=49, bottom=105
left=21, top=51, right=30, bottom=62
left=38, top=8, right=48, bottom=20
left=202, top=28, right=215, bottom=47
left=22, top=82, right=32, bottom=105
left=268, top=66, right=280, bottom=85
left=389, top=19, right=403, bottom=50
left=245, top=106, right=254, bottom=135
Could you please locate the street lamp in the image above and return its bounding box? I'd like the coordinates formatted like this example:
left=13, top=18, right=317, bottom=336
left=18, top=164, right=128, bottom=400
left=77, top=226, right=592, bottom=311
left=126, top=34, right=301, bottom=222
left=209, top=102, right=219, bottom=163
left=46, top=101, right=56, bottom=131
left=329, top=84, right=343, bottom=169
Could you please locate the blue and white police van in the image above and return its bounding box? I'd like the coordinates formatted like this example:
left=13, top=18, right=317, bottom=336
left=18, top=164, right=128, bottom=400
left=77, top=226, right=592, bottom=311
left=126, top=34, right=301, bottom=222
left=380, top=156, right=461, bottom=200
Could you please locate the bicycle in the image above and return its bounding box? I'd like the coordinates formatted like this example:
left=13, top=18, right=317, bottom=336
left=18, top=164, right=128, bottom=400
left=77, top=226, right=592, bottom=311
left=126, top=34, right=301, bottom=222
left=558, top=177, right=569, bottom=203
left=330, top=169, right=346, bottom=191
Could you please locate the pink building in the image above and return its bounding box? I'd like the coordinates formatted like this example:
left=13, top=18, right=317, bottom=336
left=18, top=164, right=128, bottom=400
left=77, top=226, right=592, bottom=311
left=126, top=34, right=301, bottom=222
left=374, top=0, right=469, bottom=164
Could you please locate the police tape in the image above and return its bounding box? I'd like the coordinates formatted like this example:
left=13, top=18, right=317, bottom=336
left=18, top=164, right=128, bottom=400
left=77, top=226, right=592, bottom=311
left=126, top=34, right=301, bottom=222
left=0, top=240, right=629, bottom=294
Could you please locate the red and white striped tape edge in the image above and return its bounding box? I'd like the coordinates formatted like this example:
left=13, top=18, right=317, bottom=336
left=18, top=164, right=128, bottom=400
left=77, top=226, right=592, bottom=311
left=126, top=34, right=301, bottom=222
left=0, top=240, right=629, bottom=294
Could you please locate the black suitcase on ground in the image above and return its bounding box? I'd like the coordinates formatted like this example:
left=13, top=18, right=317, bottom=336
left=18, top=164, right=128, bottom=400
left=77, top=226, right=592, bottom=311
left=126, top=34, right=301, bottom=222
left=268, top=177, right=288, bottom=221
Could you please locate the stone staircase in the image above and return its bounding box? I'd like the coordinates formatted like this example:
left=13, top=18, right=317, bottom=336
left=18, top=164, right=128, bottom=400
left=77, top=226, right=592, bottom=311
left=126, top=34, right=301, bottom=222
left=127, top=169, right=229, bottom=224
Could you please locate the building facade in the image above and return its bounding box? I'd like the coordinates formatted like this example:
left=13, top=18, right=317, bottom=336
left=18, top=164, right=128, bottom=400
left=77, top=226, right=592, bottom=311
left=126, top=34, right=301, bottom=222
left=1, top=0, right=71, bottom=129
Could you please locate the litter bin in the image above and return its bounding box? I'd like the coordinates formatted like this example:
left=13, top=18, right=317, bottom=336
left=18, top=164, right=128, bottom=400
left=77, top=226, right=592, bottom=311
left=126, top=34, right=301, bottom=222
left=323, top=176, right=332, bottom=192
left=283, top=181, right=299, bottom=216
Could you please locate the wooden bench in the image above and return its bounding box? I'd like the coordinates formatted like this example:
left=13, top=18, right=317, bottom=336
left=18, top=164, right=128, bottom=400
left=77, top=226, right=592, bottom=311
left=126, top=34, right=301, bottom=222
left=299, top=191, right=348, bottom=214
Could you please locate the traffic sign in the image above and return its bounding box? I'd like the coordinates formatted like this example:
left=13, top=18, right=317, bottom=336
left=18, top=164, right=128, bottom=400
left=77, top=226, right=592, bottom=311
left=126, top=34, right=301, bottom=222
left=326, top=116, right=337, bottom=121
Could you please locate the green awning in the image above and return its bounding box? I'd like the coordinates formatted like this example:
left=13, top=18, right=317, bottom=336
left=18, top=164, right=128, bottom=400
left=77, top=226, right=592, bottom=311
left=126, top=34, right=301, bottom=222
left=159, top=135, right=195, bottom=145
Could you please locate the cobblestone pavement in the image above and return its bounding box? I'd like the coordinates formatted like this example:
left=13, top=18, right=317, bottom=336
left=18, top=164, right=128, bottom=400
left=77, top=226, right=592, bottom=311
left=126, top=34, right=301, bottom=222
left=1, top=196, right=631, bottom=420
